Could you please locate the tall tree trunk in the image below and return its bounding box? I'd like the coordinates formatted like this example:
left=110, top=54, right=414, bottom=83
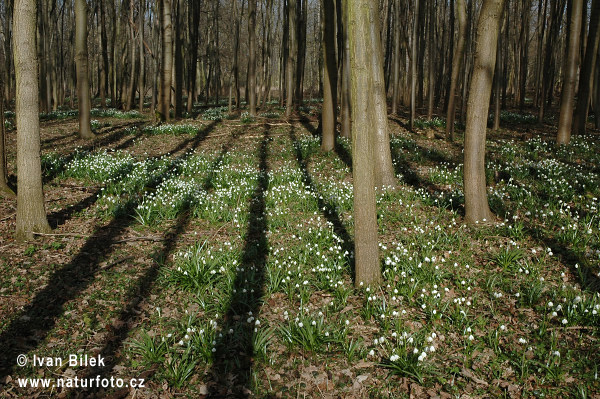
left=368, top=0, right=396, bottom=188
left=75, top=0, right=94, bottom=139
left=159, top=0, right=172, bottom=121
left=99, top=0, right=109, bottom=108
left=285, top=0, right=296, bottom=117
left=556, top=0, right=583, bottom=145
left=139, top=0, right=145, bottom=113
left=248, top=0, right=258, bottom=116
left=409, top=0, right=420, bottom=131
left=446, top=0, right=466, bottom=140
left=538, top=0, right=566, bottom=123
left=174, top=0, right=183, bottom=117
left=391, top=0, right=401, bottom=115
left=518, top=0, right=531, bottom=110
left=320, top=0, right=337, bottom=151
left=126, top=0, right=137, bottom=111
left=0, top=75, right=13, bottom=197
left=493, top=16, right=503, bottom=131
left=187, top=0, right=200, bottom=113
left=573, top=0, right=600, bottom=135
left=427, top=0, right=435, bottom=120
left=296, top=0, right=307, bottom=105
left=347, top=0, right=381, bottom=287
left=340, top=3, right=351, bottom=140
left=14, top=0, right=51, bottom=239
left=463, top=0, right=506, bottom=225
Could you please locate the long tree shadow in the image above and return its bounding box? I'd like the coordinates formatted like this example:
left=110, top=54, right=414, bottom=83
left=208, top=128, right=270, bottom=397
left=44, top=122, right=219, bottom=229
left=0, top=126, right=213, bottom=381
left=203, top=128, right=241, bottom=191
left=288, top=126, right=355, bottom=281
left=79, top=128, right=240, bottom=395
left=80, top=205, right=194, bottom=396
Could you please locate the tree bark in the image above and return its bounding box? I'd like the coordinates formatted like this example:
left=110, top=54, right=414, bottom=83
left=391, top=0, right=401, bottom=115
left=556, top=0, right=583, bottom=145
left=159, top=0, right=172, bottom=121
left=14, top=0, right=51, bottom=239
left=248, top=0, right=258, bottom=116
left=573, top=0, right=600, bottom=135
left=446, top=0, right=466, bottom=140
left=347, top=0, right=381, bottom=287
left=463, top=0, right=506, bottom=225
left=75, top=0, right=94, bottom=139
left=320, top=0, right=337, bottom=151
left=410, top=0, right=420, bottom=131
left=0, top=75, right=14, bottom=197
left=285, top=0, right=296, bottom=118
left=139, top=0, right=145, bottom=113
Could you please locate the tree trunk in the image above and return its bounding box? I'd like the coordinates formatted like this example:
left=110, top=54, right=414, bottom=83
left=320, top=0, right=337, bottom=151
left=493, top=17, right=503, bottom=131
left=391, top=0, right=401, bottom=115
left=573, top=0, right=600, bottom=135
left=347, top=0, right=381, bottom=287
left=139, top=0, right=145, bottom=113
left=285, top=0, right=296, bottom=118
left=463, top=0, right=506, bottom=225
left=0, top=75, right=14, bottom=197
left=75, top=0, right=94, bottom=139
left=427, top=0, right=435, bottom=120
left=409, top=0, right=420, bottom=131
left=296, top=0, right=307, bottom=106
left=14, top=0, right=51, bottom=239
left=340, top=5, right=351, bottom=140
left=556, top=0, right=583, bottom=145
left=368, top=0, right=396, bottom=188
left=446, top=0, right=466, bottom=140
left=174, top=0, right=183, bottom=117
left=159, top=0, right=172, bottom=121
left=99, top=0, right=109, bottom=108
left=126, top=0, right=137, bottom=111
left=248, top=0, right=258, bottom=116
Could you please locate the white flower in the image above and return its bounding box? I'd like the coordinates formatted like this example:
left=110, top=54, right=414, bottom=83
left=368, top=349, right=375, bottom=356
left=468, top=335, right=474, bottom=341
left=518, top=338, right=527, bottom=344
left=562, top=318, right=568, bottom=325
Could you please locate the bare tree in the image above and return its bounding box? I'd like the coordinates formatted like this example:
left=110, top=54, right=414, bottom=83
left=320, top=0, right=337, bottom=151
left=573, top=0, right=600, bottom=135
left=0, top=74, right=14, bottom=197
left=159, top=0, right=172, bottom=121
left=556, top=0, right=584, bottom=145
left=463, top=0, right=506, bottom=225
left=14, top=0, right=51, bottom=239
left=75, top=0, right=94, bottom=139
left=248, top=0, right=257, bottom=116
left=446, top=0, right=466, bottom=140
left=347, top=0, right=381, bottom=287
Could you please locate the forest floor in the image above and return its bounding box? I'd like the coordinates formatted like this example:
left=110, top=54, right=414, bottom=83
left=0, top=104, right=599, bottom=399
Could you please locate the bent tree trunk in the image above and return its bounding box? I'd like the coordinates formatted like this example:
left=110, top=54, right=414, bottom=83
left=75, top=0, right=94, bottom=139
left=463, top=0, right=505, bottom=225
left=556, top=0, right=583, bottom=145
left=14, top=0, right=51, bottom=239
left=347, top=0, right=381, bottom=287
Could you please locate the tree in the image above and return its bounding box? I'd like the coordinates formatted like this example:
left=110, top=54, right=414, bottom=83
left=159, top=0, right=172, bottom=121
left=0, top=74, right=14, bottom=197
left=248, top=0, right=257, bottom=116
left=463, top=0, right=506, bottom=225
left=446, top=0, right=467, bottom=140
left=14, top=0, right=51, bottom=240
left=285, top=0, right=296, bottom=118
left=347, top=0, right=381, bottom=287
left=75, top=0, right=94, bottom=139
left=556, top=0, right=584, bottom=145
left=320, top=0, right=337, bottom=151
left=572, top=0, right=600, bottom=135
left=409, top=0, right=420, bottom=131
